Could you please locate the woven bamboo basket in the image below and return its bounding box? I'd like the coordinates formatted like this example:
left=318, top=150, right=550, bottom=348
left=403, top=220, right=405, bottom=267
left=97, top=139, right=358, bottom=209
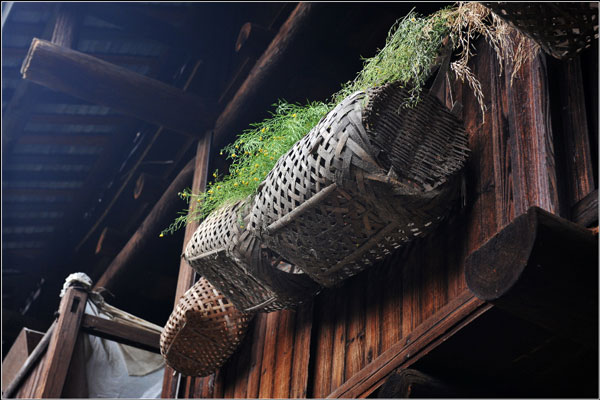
left=248, top=83, right=469, bottom=287
left=184, top=198, right=320, bottom=313
left=483, top=2, right=598, bottom=59
left=160, top=278, right=251, bottom=377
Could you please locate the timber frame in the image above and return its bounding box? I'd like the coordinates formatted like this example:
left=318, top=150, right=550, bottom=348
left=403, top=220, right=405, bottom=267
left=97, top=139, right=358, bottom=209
left=2, top=3, right=597, bottom=398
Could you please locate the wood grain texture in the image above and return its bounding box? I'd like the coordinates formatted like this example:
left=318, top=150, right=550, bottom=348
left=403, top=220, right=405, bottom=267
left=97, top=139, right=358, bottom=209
left=161, top=135, right=212, bottom=398
left=572, top=188, right=598, bottom=227
left=246, top=313, right=268, bottom=398
left=258, top=312, right=280, bottom=398
left=556, top=56, right=595, bottom=207
left=290, top=301, right=315, bottom=398
left=2, top=328, right=44, bottom=392
left=80, top=314, right=160, bottom=353
left=273, top=310, right=296, bottom=398
left=35, top=287, right=88, bottom=398
left=465, top=206, right=598, bottom=347
left=170, top=28, right=586, bottom=400
left=327, top=291, right=488, bottom=398
left=22, top=39, right=213, bottom=136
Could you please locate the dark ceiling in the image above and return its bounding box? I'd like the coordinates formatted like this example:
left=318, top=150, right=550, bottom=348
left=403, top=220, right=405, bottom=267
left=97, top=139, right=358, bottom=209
left=2, top=2, right=449, bottom=357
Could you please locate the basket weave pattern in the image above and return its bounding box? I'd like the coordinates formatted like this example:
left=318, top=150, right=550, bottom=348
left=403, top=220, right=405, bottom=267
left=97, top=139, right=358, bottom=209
left=160, top=278, right=251, bottom=377
left=249, top=85, right=468, bottom=287
left=484, top=2, right=598, bottom=59
left=184, top=199, right=320, bottom=312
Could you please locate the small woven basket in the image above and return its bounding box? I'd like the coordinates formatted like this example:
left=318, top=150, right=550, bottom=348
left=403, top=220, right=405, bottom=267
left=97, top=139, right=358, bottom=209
left=483, top=2, right=598, bottom=59
left=160, top=278, right=252, bottom=377
left=184, top=198, right=320, bottom=313
left=249, top=83, right=469, bottom=287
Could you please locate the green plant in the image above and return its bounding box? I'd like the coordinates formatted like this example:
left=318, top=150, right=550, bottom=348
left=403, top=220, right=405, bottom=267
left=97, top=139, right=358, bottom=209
left=160, top=100, right=332, bottom=236
left=161, top=2, right=539, bottom=236
left=334, top=9, right=451, bottom=106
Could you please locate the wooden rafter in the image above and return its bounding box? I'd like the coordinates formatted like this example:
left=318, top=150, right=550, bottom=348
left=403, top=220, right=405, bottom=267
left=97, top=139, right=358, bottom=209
left=22, top=39, right=214, bottom=137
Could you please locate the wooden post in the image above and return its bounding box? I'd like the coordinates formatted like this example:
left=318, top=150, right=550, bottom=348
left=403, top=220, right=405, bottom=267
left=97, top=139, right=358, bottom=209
left=465, top=206, right=598, bottom=347
left=21, top=39, right=213, bottom=137
left=35, top=286, right=88, bottom=398
left=161, top=133, right=212, bottom=398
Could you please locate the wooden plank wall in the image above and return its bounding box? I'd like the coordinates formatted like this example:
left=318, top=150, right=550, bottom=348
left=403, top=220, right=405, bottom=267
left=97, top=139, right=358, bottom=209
left=178, top=38, right=596, bottom=398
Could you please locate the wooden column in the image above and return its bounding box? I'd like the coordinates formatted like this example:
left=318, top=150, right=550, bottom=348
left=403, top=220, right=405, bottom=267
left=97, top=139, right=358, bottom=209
left=465, top=206, right=598, bottom=347
left=21, top=39, right=213, bottom=136
left=35, top=286, right=88, bottom=398
left=161, top=133, right=213, bottom=398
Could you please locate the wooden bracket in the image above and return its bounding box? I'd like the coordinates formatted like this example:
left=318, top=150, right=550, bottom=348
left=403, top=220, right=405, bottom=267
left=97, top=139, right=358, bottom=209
left=465, top=206, right=598, bottom=347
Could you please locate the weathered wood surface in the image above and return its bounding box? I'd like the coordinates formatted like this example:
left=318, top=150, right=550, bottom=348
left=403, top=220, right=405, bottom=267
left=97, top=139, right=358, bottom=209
left=80, top=314, right=161, bottom=353
left=170, top=34, right=596, bottom=399
left=377, top=369, right=459, bottom=398
left=3, top=326, right=52, bottom=398
left=35, top=287, right=88, bottom=398
left=21, top=39, right=213, bottom=136
left=160, top=134, right=213, bottom=399
left=572, top=188, right=598, bottom=227
left=465, top=206, right=598, bottom=347
left=1, top=328, right=44, bottom=392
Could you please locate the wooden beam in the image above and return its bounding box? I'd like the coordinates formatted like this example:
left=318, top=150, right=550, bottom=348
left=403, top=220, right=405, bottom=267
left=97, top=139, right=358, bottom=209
left=572, top=189, right=598, bottom=227
left=212, top=2, right=318, bottom=151
left=235, top=22, right=275, bottom=59
left=73, top=60, right=204, bottom=253
left=21, top=39, right=214, bottom=136
left=133, top=173, right=166, bottom=202
left=327, top=290, right=491, bottom=398
left=5, top=50, right=162, bottom=78
left=94, top=227, right=126, bottom=257
left=377, top=369, right=460, bottom=398
left=93, top=157, right=195, bottom=290
left=51, top=5, right=81, bottom=48
left=465, top=206, right=598, bottom=347
left=35, top=287, right=88, bottom=398
left=80, top=314, right=161, bottom=354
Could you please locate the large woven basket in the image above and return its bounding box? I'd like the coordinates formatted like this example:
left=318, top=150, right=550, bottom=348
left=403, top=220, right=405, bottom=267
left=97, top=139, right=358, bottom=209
left=483, top=2, right=598, bottom=59
left=184, top=198, right=320, bottom=312
left=249, top=83, right=469, bottom=287
left=160, top=278, right=251, bottom=377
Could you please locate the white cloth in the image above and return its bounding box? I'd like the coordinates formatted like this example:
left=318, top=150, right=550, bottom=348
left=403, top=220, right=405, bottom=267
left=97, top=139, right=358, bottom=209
left=80, top=301, right=165, bottom=398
